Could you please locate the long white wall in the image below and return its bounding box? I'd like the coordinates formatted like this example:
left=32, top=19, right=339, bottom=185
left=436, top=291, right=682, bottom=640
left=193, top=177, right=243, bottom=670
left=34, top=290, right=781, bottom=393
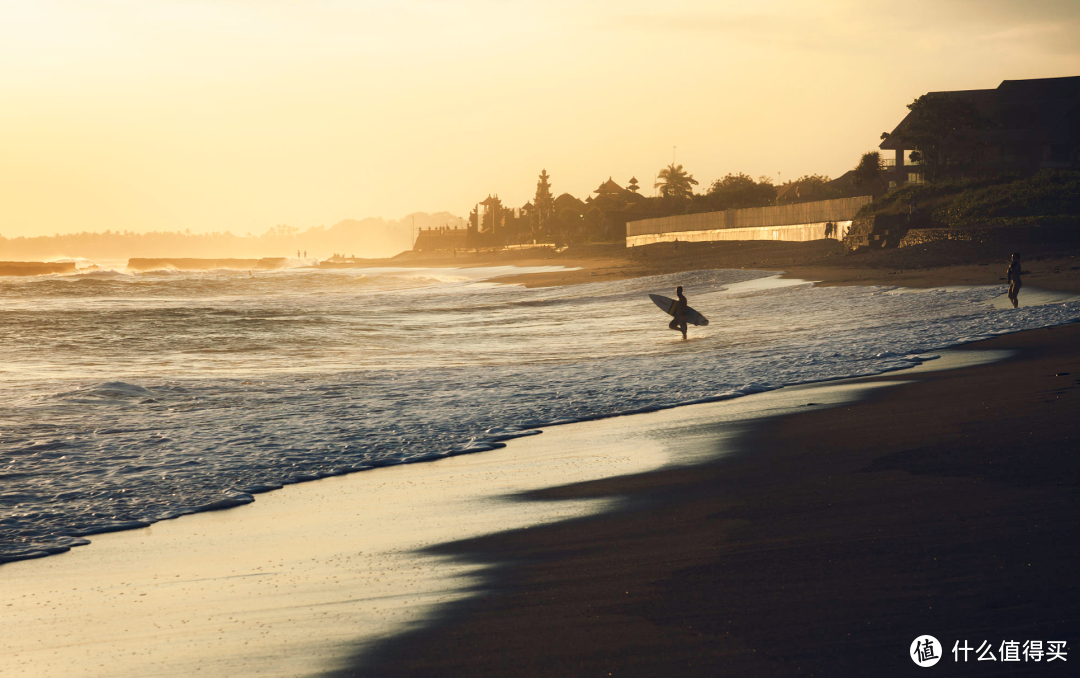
left=626, top=220, right=852, bottom=247
left=625, top=196, right=871, bottom=246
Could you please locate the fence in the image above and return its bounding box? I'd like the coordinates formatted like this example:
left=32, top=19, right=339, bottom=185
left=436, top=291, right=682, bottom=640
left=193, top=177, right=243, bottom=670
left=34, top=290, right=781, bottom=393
left=626, top=196, right=873, bottom=239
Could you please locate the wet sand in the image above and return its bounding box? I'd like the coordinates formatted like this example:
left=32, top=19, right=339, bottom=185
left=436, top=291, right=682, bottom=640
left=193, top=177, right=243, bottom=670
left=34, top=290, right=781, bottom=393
left=344, top=324, right=1080, bottom=677
left=7, top=352, right=1004, bottom=678
left=2, top=351, right=940, bottom=677
left=5, top=244, right=1079, bottom=676
left=0, top=416, right=673, bottom=677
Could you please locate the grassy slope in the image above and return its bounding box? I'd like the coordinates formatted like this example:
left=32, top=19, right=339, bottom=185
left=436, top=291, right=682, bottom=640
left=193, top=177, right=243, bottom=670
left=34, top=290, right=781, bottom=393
left=857, top=169, right=1080, bottom=229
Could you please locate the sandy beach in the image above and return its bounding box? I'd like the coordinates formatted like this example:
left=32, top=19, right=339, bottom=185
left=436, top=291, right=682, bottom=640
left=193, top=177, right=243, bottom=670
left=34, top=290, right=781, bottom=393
left=2, top=404, right=676, bottom=677
left=338, top=241, right=1080, bottom=676
left=9, top=4, right=1080, bottom=676
left=4, top=243, right=1078, bottom=677
left=345, top=323, right=1080, bottom=677
left=387, top=239, right=1080, bottom=292
left=1, top=336, right=931, bottom=677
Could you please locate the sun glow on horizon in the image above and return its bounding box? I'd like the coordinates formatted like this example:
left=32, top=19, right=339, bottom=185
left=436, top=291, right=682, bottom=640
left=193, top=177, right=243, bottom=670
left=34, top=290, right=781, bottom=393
left=2, top=0, right=1079, bottom=242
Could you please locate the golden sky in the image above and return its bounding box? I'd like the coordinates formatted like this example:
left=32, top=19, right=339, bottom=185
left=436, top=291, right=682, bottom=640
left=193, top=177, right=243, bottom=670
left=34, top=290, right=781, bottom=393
left=2, top=0, right=1078, bottom=239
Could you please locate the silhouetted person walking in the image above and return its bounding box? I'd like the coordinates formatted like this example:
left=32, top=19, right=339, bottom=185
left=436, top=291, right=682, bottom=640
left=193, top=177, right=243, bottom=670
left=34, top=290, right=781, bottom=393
left=1007, top=252, right=1022, bottom=308
left=669, top=286, right=688, bottom=340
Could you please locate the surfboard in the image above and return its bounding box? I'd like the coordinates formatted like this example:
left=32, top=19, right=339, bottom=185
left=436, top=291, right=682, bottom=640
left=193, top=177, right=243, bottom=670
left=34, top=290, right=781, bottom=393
left=649, top=294, right=709, bottom=326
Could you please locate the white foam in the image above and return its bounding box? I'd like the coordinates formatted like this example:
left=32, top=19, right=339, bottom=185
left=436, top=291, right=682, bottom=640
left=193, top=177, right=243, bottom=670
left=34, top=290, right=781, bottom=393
left=1, top=266, right=1078, bottom=561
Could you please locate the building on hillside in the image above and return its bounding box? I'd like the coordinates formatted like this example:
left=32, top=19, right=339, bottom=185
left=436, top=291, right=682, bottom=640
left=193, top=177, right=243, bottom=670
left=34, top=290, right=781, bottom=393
left=880, top=76, right=1080, bottom=187
left=585, top=177, right=650, bottom=242
left=467, top=195, right=534, bottom=247
left=593, top=177, right=628, bottom=199
left=477, top=195, right=504, bottom=236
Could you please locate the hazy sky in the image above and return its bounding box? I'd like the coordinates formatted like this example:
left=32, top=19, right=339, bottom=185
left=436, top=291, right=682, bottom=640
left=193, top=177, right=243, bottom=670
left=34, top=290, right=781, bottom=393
left=2, top=0, right=1078, bottom=238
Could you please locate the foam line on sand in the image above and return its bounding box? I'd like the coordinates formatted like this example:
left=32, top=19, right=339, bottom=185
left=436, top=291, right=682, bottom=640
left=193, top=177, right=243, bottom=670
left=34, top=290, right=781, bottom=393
left=0, top=349, right=1007, bottom=677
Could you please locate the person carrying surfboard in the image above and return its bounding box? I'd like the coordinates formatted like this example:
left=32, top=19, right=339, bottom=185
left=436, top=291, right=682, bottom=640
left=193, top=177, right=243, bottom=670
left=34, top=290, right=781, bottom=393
left=668, top=286, right=688, bottom=340
left=648, top=289, right=707, bottom=335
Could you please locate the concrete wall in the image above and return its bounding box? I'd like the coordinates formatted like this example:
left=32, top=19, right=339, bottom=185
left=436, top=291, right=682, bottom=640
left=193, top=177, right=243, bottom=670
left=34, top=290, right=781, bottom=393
left=627, top=221, right=853, bottom=247
left=413, top=229, right=469, bottom=252
left=625, top=196, right=872, bottom=246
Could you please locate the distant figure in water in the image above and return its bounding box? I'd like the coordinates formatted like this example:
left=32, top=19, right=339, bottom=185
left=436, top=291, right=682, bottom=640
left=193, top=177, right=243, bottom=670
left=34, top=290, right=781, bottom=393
left=297, top=250, right=300, bottom=259
left=1007, top=252, right=1022, bottom=308
left=668, top=285, right=688, bottom=340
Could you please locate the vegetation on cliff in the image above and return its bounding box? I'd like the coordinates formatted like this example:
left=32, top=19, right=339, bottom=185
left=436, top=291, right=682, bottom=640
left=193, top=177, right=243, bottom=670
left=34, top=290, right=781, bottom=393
left=857, top=170, right=1080, bottom=229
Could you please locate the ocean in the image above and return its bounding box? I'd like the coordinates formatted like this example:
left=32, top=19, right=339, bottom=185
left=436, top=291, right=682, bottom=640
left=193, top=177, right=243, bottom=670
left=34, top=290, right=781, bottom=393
left=2, top=261, right=1079, bottom=563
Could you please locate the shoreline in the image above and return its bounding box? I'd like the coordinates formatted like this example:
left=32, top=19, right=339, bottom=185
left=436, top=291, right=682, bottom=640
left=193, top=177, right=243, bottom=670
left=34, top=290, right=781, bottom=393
left=5, top=248, right=1080, bottom=675
left=10, top=260, right=1075, bottom=567
left=4, top=323, right=1077, bottom=675
left=0, top=406, right=676, bottom=677
left=345, top=322, right=1080, bottom=677
left=387, top=239, right=1080, bottom=292
left=9, top=240, right=1079, bottom=294
left=4, top=342, right=1012, bottom=677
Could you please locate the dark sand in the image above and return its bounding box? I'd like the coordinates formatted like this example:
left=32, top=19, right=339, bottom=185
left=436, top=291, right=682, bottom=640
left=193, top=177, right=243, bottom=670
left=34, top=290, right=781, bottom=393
left=334, top=321, right=1080, bottom=677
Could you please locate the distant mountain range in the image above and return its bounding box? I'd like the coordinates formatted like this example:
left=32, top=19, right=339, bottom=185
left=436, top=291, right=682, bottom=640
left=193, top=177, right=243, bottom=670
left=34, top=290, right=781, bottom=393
left=0, top=212, right=464, bottom=261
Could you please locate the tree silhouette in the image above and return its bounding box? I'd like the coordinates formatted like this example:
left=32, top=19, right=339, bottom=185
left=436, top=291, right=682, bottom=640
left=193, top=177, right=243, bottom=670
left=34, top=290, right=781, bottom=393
left=852, top=151, right=886, bottom=193
left=654, top=164, right=698, bottom=200
left=706, top=173, right=775, bottom=209
left=534, top=170, right=555, bottom=225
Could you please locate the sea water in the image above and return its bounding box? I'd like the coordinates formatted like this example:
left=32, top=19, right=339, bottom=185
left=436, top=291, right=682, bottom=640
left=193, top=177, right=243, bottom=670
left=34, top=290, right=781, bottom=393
left=2, top=262, right=1079, bottom=563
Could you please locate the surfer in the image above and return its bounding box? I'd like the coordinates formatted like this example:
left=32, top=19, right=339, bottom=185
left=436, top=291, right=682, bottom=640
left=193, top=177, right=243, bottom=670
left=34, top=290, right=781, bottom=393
left=1007, top=252, right=1022, bottom=308
left=668, top=286, right=688, bottom=340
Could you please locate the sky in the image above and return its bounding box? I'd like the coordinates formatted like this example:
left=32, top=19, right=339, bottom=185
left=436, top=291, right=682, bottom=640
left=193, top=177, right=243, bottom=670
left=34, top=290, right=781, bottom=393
left=2, top=0, right=1079, bottom=240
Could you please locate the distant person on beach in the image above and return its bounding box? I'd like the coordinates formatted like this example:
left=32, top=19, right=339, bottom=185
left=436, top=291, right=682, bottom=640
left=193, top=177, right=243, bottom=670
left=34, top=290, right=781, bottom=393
left=1007, top=252, right=1022, bottom=308
left=669, top=286, right=688, bottom=340
left=297, top=250, right=300, bottom=258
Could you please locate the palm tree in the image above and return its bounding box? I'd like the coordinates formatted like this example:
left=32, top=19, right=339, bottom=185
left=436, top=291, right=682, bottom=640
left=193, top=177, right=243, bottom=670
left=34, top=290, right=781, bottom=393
left=654, top=164, right=699, bottom=200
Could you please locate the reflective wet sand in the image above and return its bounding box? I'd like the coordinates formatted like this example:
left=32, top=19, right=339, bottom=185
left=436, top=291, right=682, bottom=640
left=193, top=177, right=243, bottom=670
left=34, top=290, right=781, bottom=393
left=0, top=348, right=1003, bottom=677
